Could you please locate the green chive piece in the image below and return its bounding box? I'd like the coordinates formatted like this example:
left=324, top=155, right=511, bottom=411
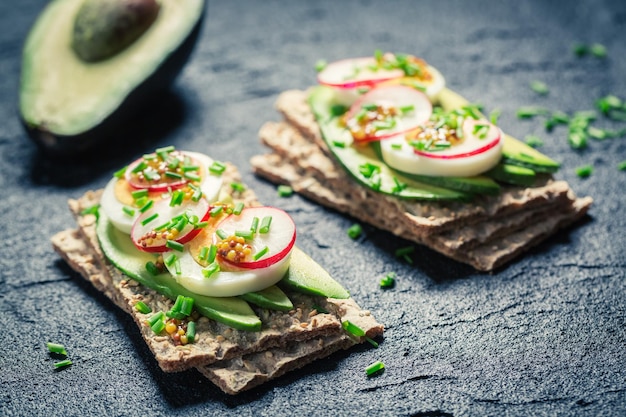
left=210, top=206, right=223, bottom=216
left=209, top=161, right=226, bottom=175
left=347, top=223, right=362, bottom=239
left=184, top=172, right=200, bottom=181
left=365, top=361, right=385, bottom=376
left=113, top=165, right=127, bottom=178
left=618, top=160, right=626, bottom=171
left=530, top=80, right=549, bottom=96
left=575, top=164, right=593, bottom=178
left=233, top=202, right=245, bottom=215
left=166, top=240, right=184, bottom=252
left=391, top=176, right=407, bottom=193
left=332, top=140, right=346, bottom=148
left=365, top=337, right=379, bottom=348
left=173, top=216, right=188, bottom=232
left=150, top=319, right=166, bottom=334
left=524, top=135, right=544, bottom=148
left=131, top=189, right=149, bottom=200
left=156, top=145, right=175, bottom=155
left=145, top=261, right=160, bottom=275
left=216, top=229, right=228, bottom=240
left=170, top=295, right=185, bottom=313
left=254, top=246, right=269, bottom=261
left=81, top=204, right=100, bottom=219
left=342, top=320, right=365, bottom=337
left=169, top=190, right=184, bottom=207
left=198, top=246, right=210, bottom=261
left=138, top=199, right=153, bottom=213
left=186, top=321, right=196, bottom=343
left=590, top=43, right=607, bottom=58
left=230, top=182, right=246, bottom=192
left=164, top=253, right=177, bottom=267
left=391, top=143, right=403, bottom=150
left=180, top=297, right=194, bottom=316
left=182, top=164, right=199, bottom=172
left=207, top=245, right=217, bottom=263
left=572, top=42, right=588, bottom=57
left=54, top=359, right=73, bottom=369
left=489, top=109, right=501, bottom=125
left=235, top=230, right=254, bottom=240
left=516, top=106, right=550, bottom=119
left=315, top=59, right=328, bottom=73
left=277, top=185, right=294, bottom=197
left=46, top=342, right=67, bottom=356
left=380, top=272, right=396, bottom=288
left=141, top=213, right=158, bottom=226
left=122, top=206, right=135, bottom=217
left=259, top=216, right=273, bottom=234
left=250, top=217, right=259, bottom=233
left=173, top=259, right=181, bottom=275
left=312, top=304, right=329, bottom=314
left=395, top=246, right=415, bottom=257
left=148, top=311, right=165, bottom=327
left=202, top=262, right=220, bottom=278
left=131, top=160, right=148, bottom=173
left=330, top=104, right=349, bottom=117
left=134, top=301, right=152, bottom=314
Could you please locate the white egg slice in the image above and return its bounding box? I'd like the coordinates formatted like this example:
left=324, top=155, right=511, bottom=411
left=99, top=151, right=224, bottom=234
left=165, top=207, right=297, bottom=297
left=380, top=118, right=503, bottom=177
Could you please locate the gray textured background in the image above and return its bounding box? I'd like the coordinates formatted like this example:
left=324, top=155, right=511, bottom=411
left=1, top=1, right=625, bottom=416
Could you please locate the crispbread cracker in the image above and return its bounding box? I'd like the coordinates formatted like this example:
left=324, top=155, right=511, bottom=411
left=52, top=163, right=383, bottom=394
left=250, top=89, right=593, bottom=271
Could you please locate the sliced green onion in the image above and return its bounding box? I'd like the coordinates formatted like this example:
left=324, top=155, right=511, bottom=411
left=148, top=311, right=165, bottom=327
left=170, top=295, right=185, bottom=312
left=166, top=240, right=184, bottom=252
left=113, top=165, right=127, bottom=178
left=143, top=169, right=160, bottom=182
left=259, top=216, right=273, bottom=234
left=391, top=143, right=403, bottom=150
left=235, top=230, right=254, bottom=240
left=131, top=189, right=149, bottom=200
left=250, top=217, right=259, bottom=233
left=489, top=109, right=501, bottom=125
left=180, top=297, right=194, bottom=316
left=184, top=172, right=200, bottom=181
left=315, top=59, right=327, bottom=72
left=312, top=304, right=329, bottom=314
left=233, top=202, right=244, bottom=215
left=590, top=43, right=607, bottom=58
left=54, top=359, right=73, bottom=369
left=173, top=258, right=181, bottom=275
left=145, top=261, right=160, bottom=276
left=164, top=253, right=177, bottom=267
left=330, top=104, right=349, bottom=117
left=572, top=42, right=588, bottom=57
left=122, top=206, right=135, bottom=217
left=365, top=361, right=385, bottom=376
left=131, top=160, right=148, bottom=173
left=156, top=145, right=175, bottom=156
left=332, top=140, right=346, bottom=148
left=341, top=320, right=379, bottom=348
left=254, top=246, right=269, bottom=261
left=173, top=216, right=188, bottom=232
left=207, top=245, right=217, bottom=263
left=347, top=224, right=362, bottom=239
left=230, top=182, right=246, bottom=192
left=216, top=229, right=228, bottom=240
left=169, top=190, right=184, bottom=207
left=575, top=164, right=593, bottom=178
left=134, top=301, right=152, bottom=314
left=380, top=272, right=396, bottom=288
left=210, top=206, right=223, bottom=217
left=46, top=342, right=67, bottom=356
left=524, top=135, right=544, bottom=148
left=186, top=322, right=196, bottom=344
left=391, top=176, right=407, bottom=193
left=202, top=262, right=220, bottom=278
left=141, top=213, right=159, bottom=226
left=530, top=80, right=549, bottom=96
left=209, top=161, right=227, bottom=175
left=198, top=246, right=210, bottom=261
left=138, top=199, right=153, bottom=213
left=516, top=106, right=550, bottom=119
left=277, top=185, right=294, bottom=197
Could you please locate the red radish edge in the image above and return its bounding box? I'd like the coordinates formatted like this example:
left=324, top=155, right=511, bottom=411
left=217, top=207, right=297, bottom=270
left=131, top=200, right=212, bottom=253
left=413, top=129, right=501, bottom=160
left=317, top=57, right=404, bottom=89
left=125, top=152, right=198, bottom=192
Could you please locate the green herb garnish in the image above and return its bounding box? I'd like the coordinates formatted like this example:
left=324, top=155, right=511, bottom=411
left=365, top=361, right=385, bottom=377
left=575, top=164, right=593, bottom=178
left=347, top=223, right=362, bottom=239
left=134, top=301, right=152, bottom=314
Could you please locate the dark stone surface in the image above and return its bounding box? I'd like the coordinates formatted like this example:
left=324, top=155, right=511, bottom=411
left=1, top=0, right=624, bottom=416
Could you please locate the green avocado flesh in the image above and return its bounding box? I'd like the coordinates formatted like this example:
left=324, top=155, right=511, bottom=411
left=20, top=0, right=204, bottom=148
left=96, top=213, right=349, bottom=331
left=308, top=85, right=561, bottom=200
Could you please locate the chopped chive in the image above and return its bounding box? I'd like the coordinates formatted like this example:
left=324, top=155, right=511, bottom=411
left=138, top=199, right=154, bottom=213
left=342, top=320, right=365, bottom=337
left=209, top=161, right=226, bottom=175
left=395, top=246, right=415, bottom=257
left=332, top=140, right=346, bottom=148
left=254, top=246, right=269, bottom=261
left=380, top=272, right=396, bottom=288
left=147, top=311, right=165, bottom=327
left=524, top=134, right=544, bottom=148
left=134, top=301, right=152, bottom=314
left=588, top=127, right=609, bottom=140
left=233, top=202, right=245, bottom=215
left=156, top=145, right=175, bottom=155
left=113, top=165, right=127, bottom=178
left=230, top=182, right=246, bottom=192
left=400, top=104, right=415, bottom=114
left=572, top=42, right=588, bottom=57
left=184, top=172, right=200, bottom=181
left=186, top=321, right=196, bottom=343
left=259, top=216, right=273, bottom=234
left=81, top=204, right=100, bottom=218
left=143, top=169, right=160, bottom=182
left=516, top=106, right=550, bottom=119
left=330, top=104, right=349, bottom=117
left=202, top=262, right=220, bottom=278
left=366, top=361, right=385, bottom=376
left=198, top=246, right=210, bottom=261
left=618, top=160, right=626, bottom=171
left=165, top=171, right=182, bottom=180
left=164, top=253, right=177, bottom=267
left=145, top=261, right=160, bottom=275
left=347, top=223, right=362, bottom=239
left=312, top=304, right=329, bottom=314
left=207, top=244, right=217, bottom=263
left=530, top=80, right=549, bottom=96
left=391, top=143, right=403, bottom=150
left=151, top=319, right=166, bottom=334
left=131, top=189, right=149, bottom=200
left=54, top=359, right=73, bottom=369
left=182, top=164, right=199, bottom=172
left=122, top=206, right=135, bottom=217
left=141, top=213, right=159, bottom=226
left=315, top=59, right=327, bottom=72
left=216, top=229, right=228, bottom=240
left=489, top=109, right=501, bottom=125
left=277, top=185, right=294, bottom=197
left=173, top=259, right=181, bottom=275
left=169, top=190, right=184, bottom=207
left=134, top=196, right=149, bottom=209
left=173, top=216, right=188, bottom=232
left=131, top=160, right=148, bottom=173
left=590, top=43, right=607, bottom=58
left=575, top=164, right=593, bottom=178
left=46, top=342, right=67, bottom=356
left=210, top=206, right=223, bottom=216
left=568, top=130, right=588, bottom=149
left=596, top=95, right=622, bottom=114
left=235, top=230, right=254, bottom=240
left=154, top=220, right=171, bottom=231
left=165, top=240, right=184, bottom=252
left=250, top=217, right=259, bottom=233
left=180, top=297, right=194, bottom=316
left=171, top=295, right=185, bottom=312
left=194, top=221, right=208, bottom=229
left=391, top=176, right=407, bottom=193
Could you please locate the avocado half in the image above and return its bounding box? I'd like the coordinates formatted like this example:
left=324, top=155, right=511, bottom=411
left=19, top=0, right=206, bottom=156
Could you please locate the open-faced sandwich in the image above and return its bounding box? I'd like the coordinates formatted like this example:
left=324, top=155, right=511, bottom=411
left=251, top=51, right=593, bottom=271
left=52, top=146, right=383, bottom=395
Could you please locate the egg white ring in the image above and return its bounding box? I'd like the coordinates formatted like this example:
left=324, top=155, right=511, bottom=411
left=167, top=247, right=291, bottom=297
left=380, top=122, right=503, bottom=177
left=99, top=152, right=224, bottom=234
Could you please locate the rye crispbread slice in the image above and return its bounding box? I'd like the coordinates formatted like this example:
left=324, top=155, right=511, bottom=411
left=51, top=163, right=383, bottom=394
left=250, top=89, right=593, bottom=271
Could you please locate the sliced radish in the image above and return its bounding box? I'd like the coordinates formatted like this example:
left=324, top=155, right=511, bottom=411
left=317, top=57, right=404, bottom=90
left=164, top=206, right=297, bottom=297
left=126, top=150, right=202, bottom=192
left=344, top=85, right=432, bottom=142
left=377, top=65, right=446, bottom=101
left=130, top=197, right=211, bottom=252
left=380, top=118, right=503, bottom=177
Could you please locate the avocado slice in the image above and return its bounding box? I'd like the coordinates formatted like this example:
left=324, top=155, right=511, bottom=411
left=501, top=134, right=560, bottom=173
left=20, top=0, right=206, bottom=156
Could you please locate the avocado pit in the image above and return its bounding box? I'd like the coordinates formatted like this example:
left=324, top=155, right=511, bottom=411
left=72, top=0, right=161, bottom=62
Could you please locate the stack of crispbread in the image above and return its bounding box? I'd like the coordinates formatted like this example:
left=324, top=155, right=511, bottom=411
left=251, top=89, right=593, bottom=271
left=51, top=164, right=383, bottom=395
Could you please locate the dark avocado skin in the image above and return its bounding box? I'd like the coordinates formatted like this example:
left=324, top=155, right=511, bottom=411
left=23, top=1, right=207, bottom=158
